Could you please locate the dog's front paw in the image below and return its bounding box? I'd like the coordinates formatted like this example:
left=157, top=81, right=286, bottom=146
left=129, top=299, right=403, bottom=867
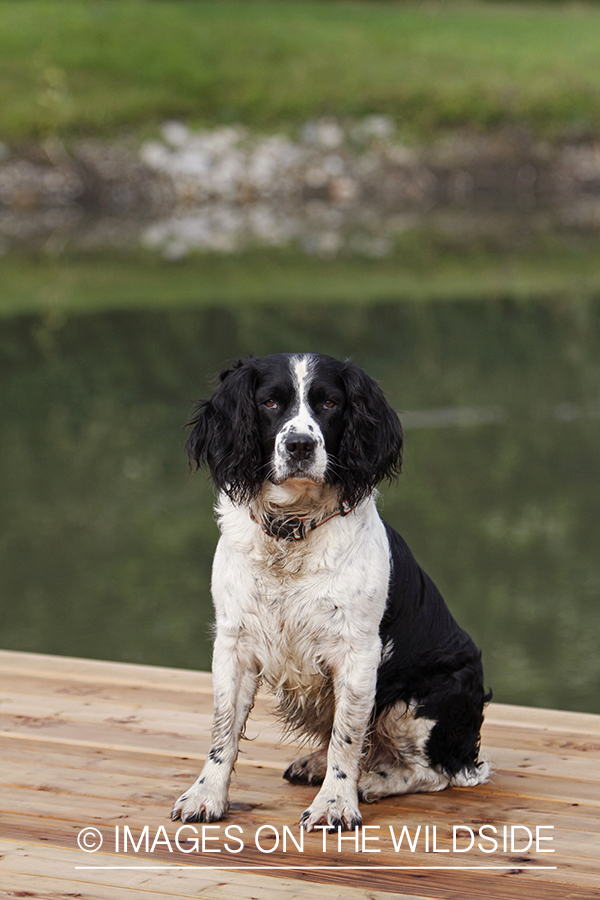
left=299, top=789, right=362, bottom=832
left=171, top=779, right=228, bottom=824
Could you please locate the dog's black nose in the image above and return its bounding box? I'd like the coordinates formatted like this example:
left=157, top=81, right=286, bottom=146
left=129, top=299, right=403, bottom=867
left=285, top=434, right=315, bottom=460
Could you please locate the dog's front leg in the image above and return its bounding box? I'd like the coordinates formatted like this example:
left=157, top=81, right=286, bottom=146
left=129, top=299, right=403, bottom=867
left=171, top=630, right=257, bottom=823
left=300, top=644, right=379, bottom=832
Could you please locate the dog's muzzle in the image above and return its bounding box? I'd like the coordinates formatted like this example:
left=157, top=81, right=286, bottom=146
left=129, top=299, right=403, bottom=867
left=273, top=425, right=327, bottom=483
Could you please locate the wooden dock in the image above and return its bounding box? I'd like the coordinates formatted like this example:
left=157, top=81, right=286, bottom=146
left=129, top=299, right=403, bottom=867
left=0, top=649, right=599, bottom=899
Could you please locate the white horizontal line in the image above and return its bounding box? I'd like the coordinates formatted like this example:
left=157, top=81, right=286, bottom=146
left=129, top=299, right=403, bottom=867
left=402, top=400, right=600, bottom=429
left=76, top=864, right=558, bottom=871
left=402, top=406, right=506, bottom=428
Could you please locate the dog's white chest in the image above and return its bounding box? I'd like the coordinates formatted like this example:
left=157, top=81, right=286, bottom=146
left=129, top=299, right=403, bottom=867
left=251, top=604, right=332, bottom=695
left=211, top=498, right=391, bottom=694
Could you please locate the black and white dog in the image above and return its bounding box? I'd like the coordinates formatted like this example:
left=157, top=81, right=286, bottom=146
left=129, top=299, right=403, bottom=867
left=172, top=353, right=490, bottom=831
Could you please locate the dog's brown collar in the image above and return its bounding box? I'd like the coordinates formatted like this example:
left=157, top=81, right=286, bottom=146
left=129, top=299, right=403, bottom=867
left=249, top=502, right=355, bottom=542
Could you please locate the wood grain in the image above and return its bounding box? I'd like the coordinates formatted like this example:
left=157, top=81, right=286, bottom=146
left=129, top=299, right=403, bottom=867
left=0, top=650, right=598, bottom=899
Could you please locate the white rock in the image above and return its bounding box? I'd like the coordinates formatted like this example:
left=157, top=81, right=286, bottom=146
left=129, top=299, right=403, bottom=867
left=301, top=118, right=344, bottom=149
left=162, top=121, right=190, bottom=148
left=140, top=141, right=171, bottom=169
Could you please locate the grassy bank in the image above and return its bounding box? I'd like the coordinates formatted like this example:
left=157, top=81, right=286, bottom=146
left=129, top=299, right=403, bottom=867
left=2, top=1, right=600, bottom=142
left=2, top=243, right=600, bottom=317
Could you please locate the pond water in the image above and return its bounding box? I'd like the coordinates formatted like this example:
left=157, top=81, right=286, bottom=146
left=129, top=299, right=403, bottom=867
left=1, top=294, right=599, bottom=714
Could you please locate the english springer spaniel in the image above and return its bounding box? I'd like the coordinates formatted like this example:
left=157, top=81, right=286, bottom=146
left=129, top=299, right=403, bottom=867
left=171, top=353, right=490, bottom=831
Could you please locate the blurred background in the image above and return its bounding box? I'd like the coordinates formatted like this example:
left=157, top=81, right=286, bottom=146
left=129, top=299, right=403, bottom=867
left=1, top=1, right=599, bottom=714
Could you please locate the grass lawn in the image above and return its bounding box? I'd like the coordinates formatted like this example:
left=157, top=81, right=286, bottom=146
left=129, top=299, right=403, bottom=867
left=2, top=1, right=600, bottom=142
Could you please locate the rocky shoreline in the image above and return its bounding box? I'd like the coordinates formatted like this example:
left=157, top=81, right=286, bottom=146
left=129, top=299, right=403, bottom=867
left=2, top=117, right=600, bottom=258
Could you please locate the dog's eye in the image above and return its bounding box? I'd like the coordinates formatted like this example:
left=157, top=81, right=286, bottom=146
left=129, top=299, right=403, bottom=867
left=323, top=399, right=336, bottom=409
left=264, top=399, right=278, bottom=409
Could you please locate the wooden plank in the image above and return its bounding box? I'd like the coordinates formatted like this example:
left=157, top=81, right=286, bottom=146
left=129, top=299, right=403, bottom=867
left=4, top=685, right=600, bottom=781
left=0, top=650, right=214, bottom=693
left=2, top=742, right=600, bottom=846
left=1, top=811, right=596, bottom=896
left=0, top=871, right=429, bottom=900
left=0, top=673, right=276, bottom=728
left=1, top=750, right=599, bottom=882
left=1, top=731, right=599, bottom=812
left=0, top=823, right=593, bottom=900
left=483, top=704, right=600, bottom=737
left=3, top=710, right=600, bottom=807
left=1, top=648, right=596, bottom=735
left=479, top=724, right=600, bottom=758
left=2, top=766, right=599, bottom=864
left=1, top=741, right=596, bottom=880
left=2, top=871, right=303, bottom=900
left=0, top=672, right=217, bottom=711
left=0, top=735, right=196, bottom=777
left=0, top=691, right=217, bottom=732
left=0, top=670, right=276, bottom=726
left=485, top=748, right=600, bottom=782
left=1, top=723, right=600, bottom=806
left=3, top=756, right=600, bottom=839
left=0, top=680, right=274, bottom=726
left=0, top=799, right=597, bottom=880
left=1, top=791, right=594, bottom=852
left=0, top=842, right=430, bottom=900
left=0, top=718, right=299, bottom=772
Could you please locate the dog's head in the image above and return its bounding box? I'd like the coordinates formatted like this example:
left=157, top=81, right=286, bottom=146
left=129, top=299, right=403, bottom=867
left=186, top=353, right=403, bottom=506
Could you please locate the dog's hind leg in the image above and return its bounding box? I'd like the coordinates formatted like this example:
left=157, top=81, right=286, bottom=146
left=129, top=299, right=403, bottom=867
left=283, top=747, right=328, bottom=785
left=359, top=756, right=489, bottom=802
left=358, top=698, right=489, bottom=802
left=358, top=761, right=451, bottom=802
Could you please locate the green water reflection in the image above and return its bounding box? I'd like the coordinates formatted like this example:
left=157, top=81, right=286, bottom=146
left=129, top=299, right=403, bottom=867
left=1, top=300, right=599, bottom=713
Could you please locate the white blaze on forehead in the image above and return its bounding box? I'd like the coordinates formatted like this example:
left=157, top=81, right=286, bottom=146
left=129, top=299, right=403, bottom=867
left=288, top=355, right=321, bottom=438
left=293, top=355, right=311, bottom=389
left=292, top=355, right=313, bottom=417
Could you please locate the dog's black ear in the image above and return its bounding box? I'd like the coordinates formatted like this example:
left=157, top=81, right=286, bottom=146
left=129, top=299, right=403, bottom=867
left=336, top=361, right=403, bottom=505
left=186, top=358, right=262, bottom=503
